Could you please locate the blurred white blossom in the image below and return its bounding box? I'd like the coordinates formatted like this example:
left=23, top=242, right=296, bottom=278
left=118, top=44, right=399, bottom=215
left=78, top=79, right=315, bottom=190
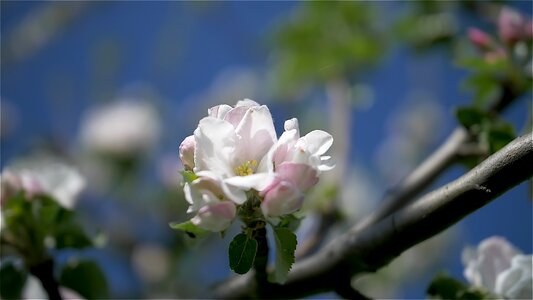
left=2, top=157, right=86, bottom=209
left=462, top=236, right=532, bottom=299
left=79, top=100, right=160, bottom=156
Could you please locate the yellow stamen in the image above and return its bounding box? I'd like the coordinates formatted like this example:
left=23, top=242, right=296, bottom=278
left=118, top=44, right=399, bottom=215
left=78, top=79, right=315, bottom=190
left=234, top=160, right=258, bottom=176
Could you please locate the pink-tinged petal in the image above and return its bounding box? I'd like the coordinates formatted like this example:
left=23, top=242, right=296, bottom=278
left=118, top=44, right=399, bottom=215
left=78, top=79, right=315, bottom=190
left=223, top=106, right=250, bottom=128
left=224, top=173, right=275, bottom=191
left=260, top=180, right=303, bottom=217
left=236, top=99, right=260, bottom=107
left=234, top=105, right=277, bottom=163
left=191, top=201, right=236, bottom=232
left=194, top=117, right=236, bottom=176
left=276, top=162, right=318, bottom=191
left=179, top=135, right=196, bottom=170
left=302, top=130, right=333, bottom=156
left=208, top=104, right=232, bottom=119
left=269, top=129, right=299, bottom=171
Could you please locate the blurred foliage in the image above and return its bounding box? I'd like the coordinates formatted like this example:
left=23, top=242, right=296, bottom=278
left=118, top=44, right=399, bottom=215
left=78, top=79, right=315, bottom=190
left=269, top=2, right=385, bottom=96
left=427, top=273, right=494, bottom=300
left=0, top=192, right=102, bottom=299
left=0, top=259, right=27, bottom=300
left=59, top=259, right=109, bottom=299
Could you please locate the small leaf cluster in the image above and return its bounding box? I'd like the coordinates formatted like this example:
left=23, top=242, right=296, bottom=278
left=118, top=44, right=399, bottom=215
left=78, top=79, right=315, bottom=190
left=0, top=193, right=107, bottom=299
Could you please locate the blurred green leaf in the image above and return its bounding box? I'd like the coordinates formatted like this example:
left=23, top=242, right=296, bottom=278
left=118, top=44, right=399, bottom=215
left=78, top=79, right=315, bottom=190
left=59, top=259, right=109, bottom=299
left=488, top=123, right=515, bottom=153
left=228, top=233, right=257, bottom=274
left=270, top=2, right=385, bottom=95
left=0, top=260, right=27, bottom=300
left=455, top=107, right=486, bottom=129
left=268, top=227, right=297, bottom=284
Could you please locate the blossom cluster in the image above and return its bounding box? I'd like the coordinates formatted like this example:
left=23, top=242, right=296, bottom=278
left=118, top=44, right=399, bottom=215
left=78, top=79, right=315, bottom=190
left=468, top=7, right=532, bottom=63
left=178, top=99, right=334, bottom=232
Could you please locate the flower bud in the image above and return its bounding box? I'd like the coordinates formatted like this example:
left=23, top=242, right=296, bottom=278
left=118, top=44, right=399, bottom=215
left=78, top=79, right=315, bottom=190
left=468, top=28, right=493, bottom=50
left=498, top=7, right=526, bottom=45
left=179, top=135, right=196, bottom=171
left=191, top=201, right=236, bottom=232
left=260, top=180, right=303, bottom=217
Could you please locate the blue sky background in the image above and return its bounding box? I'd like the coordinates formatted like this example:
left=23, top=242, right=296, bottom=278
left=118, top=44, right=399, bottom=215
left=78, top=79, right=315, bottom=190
left=1, top=2, right=531, bottom=299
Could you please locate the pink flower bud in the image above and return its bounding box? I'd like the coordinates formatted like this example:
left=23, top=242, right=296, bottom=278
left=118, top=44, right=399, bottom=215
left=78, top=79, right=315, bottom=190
left=191, top=201, right=236, bottom=232
left=179, top=135, right=196, bottom=171
left=468, top=28, right=493, bottom=50
left=261, top=179, right=303, bottom=217
left=498, top=7, right=526, bottom=45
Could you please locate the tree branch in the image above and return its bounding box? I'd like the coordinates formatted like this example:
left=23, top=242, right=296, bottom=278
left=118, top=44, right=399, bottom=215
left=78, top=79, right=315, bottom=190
left=213, top=132, right=533, bottom=299
left=354, top=85, right=518, bottom=231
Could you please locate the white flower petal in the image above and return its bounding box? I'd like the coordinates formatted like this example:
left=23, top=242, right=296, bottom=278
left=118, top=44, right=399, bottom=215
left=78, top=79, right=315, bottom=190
left=234, top=105, right=277, bottom=164
left=193, top=117, right=236, bottom=176
left=224, top=173, right=274, bottom=191
left=302, top=130, right=333, bottom=156
left=236, top=99, right=260, bottom=107
left=208, top=104, right=232, bottom=119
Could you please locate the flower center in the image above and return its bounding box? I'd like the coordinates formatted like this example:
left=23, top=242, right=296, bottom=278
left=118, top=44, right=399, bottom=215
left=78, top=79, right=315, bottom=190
left=234, top=160, right=257, bottom=176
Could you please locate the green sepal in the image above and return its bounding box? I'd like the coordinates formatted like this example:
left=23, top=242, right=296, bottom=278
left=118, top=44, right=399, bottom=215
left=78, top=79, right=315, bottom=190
left=181, top=170, right=198, bottom=184
left=169, top=220, right=208, bottom=238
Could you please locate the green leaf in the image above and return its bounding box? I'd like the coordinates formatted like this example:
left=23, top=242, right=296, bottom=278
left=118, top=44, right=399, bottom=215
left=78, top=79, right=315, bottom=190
left=427, top=273, right=492, bottom=300
left=59, top=259, right=108, bottom=299
left=0, top=260, right=27, bottom=300
left=269, top=227, right=297, bottom=284
left=181, top=170, right=198, bottom=183
left=228, top=233, right=257, bottom=274
left=169, top=220, right=208, bottom=238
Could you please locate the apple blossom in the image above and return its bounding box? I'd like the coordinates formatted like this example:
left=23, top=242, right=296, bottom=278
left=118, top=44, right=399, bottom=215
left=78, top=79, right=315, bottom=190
left=498, top=7, right=532, bottom=45
left=495, top=254, right=532, bottom=299
left=79, top=99, right=160, bottom=156
left=179, top=100, right=334, bottom=231
left=260, top=118, right=333, bottom=217
left=462, top=236, right=532, bottom=298
left=0, top=159, right=85, bottom=210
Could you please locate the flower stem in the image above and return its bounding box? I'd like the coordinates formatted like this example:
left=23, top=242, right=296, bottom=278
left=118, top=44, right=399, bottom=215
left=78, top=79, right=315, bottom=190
left=29, top=259, right=62, bottom=300
left=252, top=222, right=269, bottom=290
